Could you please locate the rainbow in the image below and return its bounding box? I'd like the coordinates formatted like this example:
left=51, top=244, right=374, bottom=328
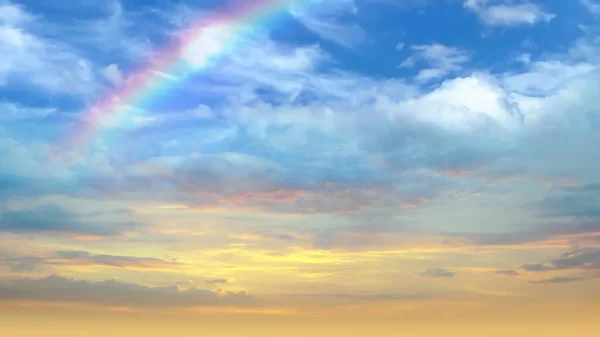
left=63, top=0, right=310, bottom=152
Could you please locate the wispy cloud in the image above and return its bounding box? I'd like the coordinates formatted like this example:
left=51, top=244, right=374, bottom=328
left=289, top=0, right=368, bottom=48
left=464, top=0, right=555, bottom=26
left=0, top=1, right=96, bottom=95
left=581, top=0, right=600, bottom=15
left=421, top=268, right=455, bottom=278
left=400, top=44, right=471, bottom=81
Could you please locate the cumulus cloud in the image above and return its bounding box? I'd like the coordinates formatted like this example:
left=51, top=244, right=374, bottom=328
left=0, top=275, right=254, bottom=307
left=0, top=0, right=599, bottom=254
left=13, top=32, right=593, bottom=224
left=463, top=0, right=555, bottom=26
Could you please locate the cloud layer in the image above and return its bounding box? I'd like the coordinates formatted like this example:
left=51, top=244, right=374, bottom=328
left=0, top=0, right=599, bottom=322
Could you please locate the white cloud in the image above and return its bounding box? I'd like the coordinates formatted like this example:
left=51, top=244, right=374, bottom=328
left=182, top=24, right=235, bottom=69
left=502, top=61, right=597, bottom=96
left=289, top=0, right=368, bottom=48
left=399, top=74, right=525, bottom=130
left=0, top=128, right=56, bottom=179
left=581, top=0, right=600, bottom=15
left=190, top=104, right=213, bottom=119
left=2, top=1, right=598, bottom=214
left=0, top=101, right=56, bottom=120
left=46, top=0, right=154, bottom=62
left=464, top=0, right=555, bottom=26
left=0, top=1, right=32, bottom=26
left=100, top=64, right=124, bottom=85
left=517, top=53, right=532, bottom=64
left=0, top=2, right=97, bottom=95
left=401, top=44, right=471, bottom=82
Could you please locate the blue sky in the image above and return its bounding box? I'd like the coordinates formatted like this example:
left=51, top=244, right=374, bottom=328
left=2, top=0, right=600, bottom=233
left=1, top=0, right=600, bottom=327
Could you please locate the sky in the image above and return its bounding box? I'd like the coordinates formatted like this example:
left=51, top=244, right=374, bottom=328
left=1, top=0, right=600, bottom=335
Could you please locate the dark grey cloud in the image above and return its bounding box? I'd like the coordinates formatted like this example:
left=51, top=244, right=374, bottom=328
left=522, top=263, right=555, bottom=272
left=0, top=204, right=141, bottom=236
left=496, top=270, right=519, bottom=276
left=0, top=275, right=254, bottom=307
left=421, top=268, right=455, bottom=278
left=0, top=252, right=44, bottom=272
left=521, top=249, right=600, bottom=272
